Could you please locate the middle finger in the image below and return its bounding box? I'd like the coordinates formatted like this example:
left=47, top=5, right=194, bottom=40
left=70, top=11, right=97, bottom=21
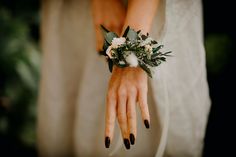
left=117, top=88, right=130, bottom=149
left=127, top=89, right=137, bottom=145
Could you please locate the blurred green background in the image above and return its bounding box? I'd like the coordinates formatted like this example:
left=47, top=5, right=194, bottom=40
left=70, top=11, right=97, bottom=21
left=0, top=0, right=235, bottom=157
left=0, top=0, right=39, bottom=156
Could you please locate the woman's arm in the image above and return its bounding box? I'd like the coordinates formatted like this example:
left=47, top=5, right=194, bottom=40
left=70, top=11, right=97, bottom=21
left=122, top=0, right=160, bottom=34
left=91, top=0, right=126, bottom=51
left=105, top=0, right=160, bottom=149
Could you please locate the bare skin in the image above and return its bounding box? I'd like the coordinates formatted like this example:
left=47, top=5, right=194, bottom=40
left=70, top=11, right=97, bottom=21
left=91, top=0, right=159, bottom=149
left=91, top=0, right=126, bottom=51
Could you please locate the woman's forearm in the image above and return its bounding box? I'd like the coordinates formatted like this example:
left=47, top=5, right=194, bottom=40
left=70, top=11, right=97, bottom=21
left=122, top=0, right=160, bottom=34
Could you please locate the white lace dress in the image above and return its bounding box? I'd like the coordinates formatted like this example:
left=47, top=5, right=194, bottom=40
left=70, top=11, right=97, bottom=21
left=38, top=0, right=211, bottom=156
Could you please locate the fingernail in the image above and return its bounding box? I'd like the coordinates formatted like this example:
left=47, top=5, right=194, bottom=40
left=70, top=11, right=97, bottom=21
left=123, top=138, right=130, bottom=149
left=105, top=136, right=110, bottom=148
left=130, top=133, right=135, bottom=145
left=144, top=119, right=150, bottom=129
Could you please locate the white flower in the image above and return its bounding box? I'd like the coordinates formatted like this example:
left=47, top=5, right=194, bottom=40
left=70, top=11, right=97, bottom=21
left=145, top=45, right=153, bottom=59
left=106, top=46, right=113, bottom=58
left=111, top=37, right=126, bottom=48
left=106, top=37, right=126, bottom=58
left=119, top=61, right=126, bottom=65
left=126, top=52, right=138, bottom=67
left=140, top=37, right=153, bottom=46
left=145, top=45, right=153, bottom=53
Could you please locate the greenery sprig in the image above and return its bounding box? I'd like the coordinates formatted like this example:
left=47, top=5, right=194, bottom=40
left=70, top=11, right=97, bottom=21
left=99, top=25, right=172, bottom=78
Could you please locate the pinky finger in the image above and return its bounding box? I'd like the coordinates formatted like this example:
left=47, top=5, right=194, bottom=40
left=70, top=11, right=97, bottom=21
left=138, top=90, right=150, bottom=129
left=105, top=95, right=117, bottom=148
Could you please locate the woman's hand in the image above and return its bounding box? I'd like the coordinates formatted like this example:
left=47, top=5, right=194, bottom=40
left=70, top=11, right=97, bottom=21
left=91, top=0, right=159, bottom=150
left=91, top=0, right=126, bottom=51
left=105, top=66, right=150, bottom=149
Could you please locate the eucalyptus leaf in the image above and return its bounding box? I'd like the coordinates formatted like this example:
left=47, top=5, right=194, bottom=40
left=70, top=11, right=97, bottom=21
left=99, top=50, right=106, bottom=56
left=103, top=40, right=110, bottom=51
left=108, top=59, right=113, bottom=72
left=163, top=51, right=172, bottom=56
left=151, top=40, right=158, bottom=44
left=122, top=26, right=130, bottom=37
left=161, top=57, right=166, bottom=61
left=127, top=28, right=138, bottom=41
left=153, top=45, right=163, bottom=53
left=105, top=32, right=118, bottom=44
left=139, top=62, right=152, bottom=78
left=157, top=57, right=166, bottom=62
left=151, top=52, right=161, bottom=59
left=100, top=25, right=110, bottom=36
left=144, top=59, right=156, bottom=67
left=153, top=60, right=161, bottom=66
left=117, top=63, right=128, bottom=68
left=141, top=35, right=148, bottom=40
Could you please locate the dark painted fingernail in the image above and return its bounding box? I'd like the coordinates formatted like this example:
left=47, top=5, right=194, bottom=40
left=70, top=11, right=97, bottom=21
left=144, top=119, right=150, bottom=129
left=105, top=136, right=110, bottom=148
left=130, top=133, right=135, bottom=145
left=123, top=138, right=130, bottom=149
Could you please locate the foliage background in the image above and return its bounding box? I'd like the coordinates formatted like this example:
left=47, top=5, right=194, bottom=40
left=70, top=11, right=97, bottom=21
left=0, top=0, right=39, bottom=156
left=0, top=0, right=235, bottom=156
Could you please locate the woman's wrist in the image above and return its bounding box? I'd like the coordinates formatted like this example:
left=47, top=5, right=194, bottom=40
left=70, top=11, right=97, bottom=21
left=100, top=25, right=171, bottom=78
left=112, top=66, right=147, bottom=82
left=122, top=23, right=150, bottom=35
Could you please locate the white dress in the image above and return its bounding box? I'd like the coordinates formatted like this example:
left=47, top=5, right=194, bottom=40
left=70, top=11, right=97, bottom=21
left=38, top=0, right=211, bottom=156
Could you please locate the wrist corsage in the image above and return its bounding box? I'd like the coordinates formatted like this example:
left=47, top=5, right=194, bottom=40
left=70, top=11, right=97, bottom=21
left=99, top=25, right=171, bottom=78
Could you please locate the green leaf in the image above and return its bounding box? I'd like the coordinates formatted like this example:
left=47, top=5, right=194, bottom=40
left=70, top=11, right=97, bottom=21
left=151, top=52, right=161, bottom=59
left=108, top=59, right=113, bottom=72
left=159, top=57, right=166, bottom=61
left=99, top=50, right=106, bottom=56
left=143, top=58, right=156, bottom=67
left=103, top=40, right=110, bottom=51
left=141, top=34, right=148, bottom=40
left=100, top=25, right=110, bottom=36
left=163, top=51, right=172, bottom=56
left=139, top=62, right=152, bottom=78
left=122, top=26, right=130, bottom=37
left=117, top=63, right=128, bottom=68
left=151, top=40, right=158, bottom=44
left=127, top=28, right=138, bottom=41
left=153, top=60, right=161, bottom=66
left=153, top=45, right=163, bottom=53
left=105, top=32, right=118, bottom=44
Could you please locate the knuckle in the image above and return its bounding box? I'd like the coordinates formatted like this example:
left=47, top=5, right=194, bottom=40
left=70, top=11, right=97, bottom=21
left=137, top=83, right=148, bottom=91
left=128, top=87, right=136, bottom=96
left=118, top=87, right=126, bottom=97
left=107, top=90, right=116, bottom=99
